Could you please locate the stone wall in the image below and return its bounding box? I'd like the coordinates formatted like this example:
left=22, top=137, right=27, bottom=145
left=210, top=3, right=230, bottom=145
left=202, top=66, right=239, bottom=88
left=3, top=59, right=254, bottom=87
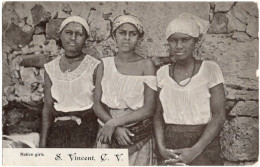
left=2, top=2, right=258, bottom=165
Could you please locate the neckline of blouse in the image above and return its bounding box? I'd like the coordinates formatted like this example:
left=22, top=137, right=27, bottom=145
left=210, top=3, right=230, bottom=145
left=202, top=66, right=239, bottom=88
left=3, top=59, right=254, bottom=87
left=57, top=54, right=88, bottom=74
left=112, top=57, right=156, bottom=78
left=167, top=60, right=205, bottom=87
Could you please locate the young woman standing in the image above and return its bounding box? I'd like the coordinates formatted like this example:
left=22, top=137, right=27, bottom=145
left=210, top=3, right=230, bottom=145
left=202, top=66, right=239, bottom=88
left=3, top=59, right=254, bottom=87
left=94, top=14, right=157, bottom=165
left=154, top=13, right=226, bottom=165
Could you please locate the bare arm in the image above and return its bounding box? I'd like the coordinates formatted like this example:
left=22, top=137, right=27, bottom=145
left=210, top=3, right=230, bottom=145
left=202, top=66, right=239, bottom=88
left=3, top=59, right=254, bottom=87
left=93, top=61, right=112, bottom=123
left=167, top=83, right=226, bottom=164
left=154, top=91, right=166, bottom=149
left=39, top=71, right=54, bottom=148
left=192, top=83, right=226, bottom=153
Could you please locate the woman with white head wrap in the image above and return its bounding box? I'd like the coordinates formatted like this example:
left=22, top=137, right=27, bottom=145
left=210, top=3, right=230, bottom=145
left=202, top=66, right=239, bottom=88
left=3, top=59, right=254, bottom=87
left=154, top=13, right=225, bottom=165
left=93, top=13, right=157, bottom=166
left=40, top=16, right=100, bottom=148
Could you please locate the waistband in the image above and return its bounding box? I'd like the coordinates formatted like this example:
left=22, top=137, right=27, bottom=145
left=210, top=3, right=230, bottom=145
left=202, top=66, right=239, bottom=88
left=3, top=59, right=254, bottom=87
left=52, top=109, right=97, bottom=122
left=165, top=124, right=207, bottom=132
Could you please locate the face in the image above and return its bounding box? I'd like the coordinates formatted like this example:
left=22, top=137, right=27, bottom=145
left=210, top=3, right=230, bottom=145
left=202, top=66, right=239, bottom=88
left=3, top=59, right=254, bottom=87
left=168, top=32, right=196, bottom=60
left=60, top=22, right=87, bottom=54
left=114, top=23, right=140, bottom=52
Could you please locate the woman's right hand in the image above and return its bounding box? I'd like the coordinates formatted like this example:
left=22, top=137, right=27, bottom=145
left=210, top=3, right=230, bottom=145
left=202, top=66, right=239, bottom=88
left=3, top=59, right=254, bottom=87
left=114, top=127, right=134, bottom=146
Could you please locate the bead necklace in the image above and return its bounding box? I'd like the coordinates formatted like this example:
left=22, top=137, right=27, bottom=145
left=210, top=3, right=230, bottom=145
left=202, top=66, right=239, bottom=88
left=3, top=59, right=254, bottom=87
left=171, top=58, right=196, bottom=87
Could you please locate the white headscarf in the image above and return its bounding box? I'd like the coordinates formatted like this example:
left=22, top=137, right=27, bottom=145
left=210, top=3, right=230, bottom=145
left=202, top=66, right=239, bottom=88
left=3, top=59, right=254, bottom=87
left=59, top=16, right=90, bottom=35
left=112, top=14, right=144, bottom=35
left=166, top=13, right=209, bottom=39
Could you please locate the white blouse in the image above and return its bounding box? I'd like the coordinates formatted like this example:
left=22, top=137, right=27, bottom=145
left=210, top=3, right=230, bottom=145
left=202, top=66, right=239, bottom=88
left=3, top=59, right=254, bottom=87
left=101, top=57, right=157, bottom=110
left=44, top=55, right=100, bottom=112
left=157, top=61, right=224, bottom=125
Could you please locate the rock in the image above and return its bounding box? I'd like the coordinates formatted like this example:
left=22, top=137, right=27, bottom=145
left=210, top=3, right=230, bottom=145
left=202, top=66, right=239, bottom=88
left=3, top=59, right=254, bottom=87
left=2, top=53, right=14, bottom=88
left=225, top=100, right=236, bottom=112
left=33, top=35, right=46, bottom=46
left=43, top=40, right=59, bottom=54
left=238, top=2, right=258, bottom=18
left=199, top=34, right=258, bottom=90
left=88, top=9, right=111, bottom=42
left=246, top=17, right=258, bottom=38
left=231, top=32, right=250, bottom=42
left=220, top=117, right=258, bottom=161
left=58, top=11, right=70, bottom=19
left=226, top=9, right=247, bottom=33
left=19, top=67, right=39, bottom=84
left=214, top=2, right=234, bottom=12
left=2, top=5, right=20, bottom=31
left=4, top=108, right=24, bottom=126
left=233, top=3, right=251, bottom=24
left=34, top=25, right=45, bottom=35
left=208, top=13, right=228, bottom=34
left=30, top=4, right=51, bottom=26
left=226, top=87, right=258, bottom=101
left=62, top=4, right=72, bottom=14
left=229, top=101, right=258, bottom=117
left=19, top=54, right=52, bottom=68
left=46, top=18, right=64, bottom=40
left=14, top=84, right=31, bottom=103
left=4, top=86, right=15, bottom=96
left=4, top=22, right=34, bottom=49
left=3, top=96, right=9, bottom=107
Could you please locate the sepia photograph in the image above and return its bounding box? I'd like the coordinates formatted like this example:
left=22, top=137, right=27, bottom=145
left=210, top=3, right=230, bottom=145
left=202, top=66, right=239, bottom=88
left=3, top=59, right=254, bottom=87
left=2, top=1, right=259, bottom=166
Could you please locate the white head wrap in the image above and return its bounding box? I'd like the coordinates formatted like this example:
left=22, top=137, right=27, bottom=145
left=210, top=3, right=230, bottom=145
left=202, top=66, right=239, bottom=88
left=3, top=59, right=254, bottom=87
left=59, top=16, right=90, bottom=35
left=166, top=13, right=209, bottom=40
left=113, top=14, right=144, bottom=35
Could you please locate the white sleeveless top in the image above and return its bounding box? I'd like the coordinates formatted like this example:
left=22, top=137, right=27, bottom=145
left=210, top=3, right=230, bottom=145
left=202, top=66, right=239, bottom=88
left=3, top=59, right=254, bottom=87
left=44, top=55, right=100, bottom=112
left=157, top=61, right=224, bottom=125
left=101, top=57, right=157, bottom=110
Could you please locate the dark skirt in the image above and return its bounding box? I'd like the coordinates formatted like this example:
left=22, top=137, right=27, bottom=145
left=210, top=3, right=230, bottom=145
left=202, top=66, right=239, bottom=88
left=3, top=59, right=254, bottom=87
left=46, top=109, right=98, bottom=148
left=157, top=124, right=223, bottom=166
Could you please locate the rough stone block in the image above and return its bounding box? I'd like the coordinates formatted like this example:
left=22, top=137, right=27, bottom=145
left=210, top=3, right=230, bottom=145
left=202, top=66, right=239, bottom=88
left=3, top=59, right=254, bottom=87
left=233, top=3, right=251, bottom=24
left=33, top=35, right=46, bottom=46
left=226, top=10, right=247, bottom=33
left=208, top=13, right=228, bottom=34
left=214, top=2, right=234, bottom=12
left=19, top=67, right=39, bottom=85
left=229, top=101, right=258, bottom=117
left=231, top=32, right=251, bottom=42
left=246, top=17, right=258, bottom=38
left=19, top=54, right=52, bottom=68
left=226, top=87, right=258, bottom=101
left=58, top=11, right=70, bottom=19
left=34, top=25, right=45, bottom=35
left=14, top=84, right=31, bottom=103
left=88, top=9, right=111, bottom=42
left=46, top=18, right=64, bottom=40
left=4, top=108, right=24, bottom=126
left=220, top=117, right=259, bottom=161
left=5, top=22, right=34, bottom=49
left=239, top=2, right=258, bottom=18
left=43, top=40, right=59, bottom=54
left=30, top=4, right=51, bottom=26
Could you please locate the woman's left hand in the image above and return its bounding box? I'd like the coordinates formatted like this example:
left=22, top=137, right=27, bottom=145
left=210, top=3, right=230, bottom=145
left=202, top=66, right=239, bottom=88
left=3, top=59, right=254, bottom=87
left=164, top=147, right=201, bottom=165
left=97, top=120, right=117, bottom=144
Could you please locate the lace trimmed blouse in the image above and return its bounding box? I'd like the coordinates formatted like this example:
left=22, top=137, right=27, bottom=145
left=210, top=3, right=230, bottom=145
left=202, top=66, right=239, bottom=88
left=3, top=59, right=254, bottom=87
left=157, top=61, right=224, bottom=125
left=44, top=55, right=100, bottom=112
left=101, top=57, right=157, bottom=110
